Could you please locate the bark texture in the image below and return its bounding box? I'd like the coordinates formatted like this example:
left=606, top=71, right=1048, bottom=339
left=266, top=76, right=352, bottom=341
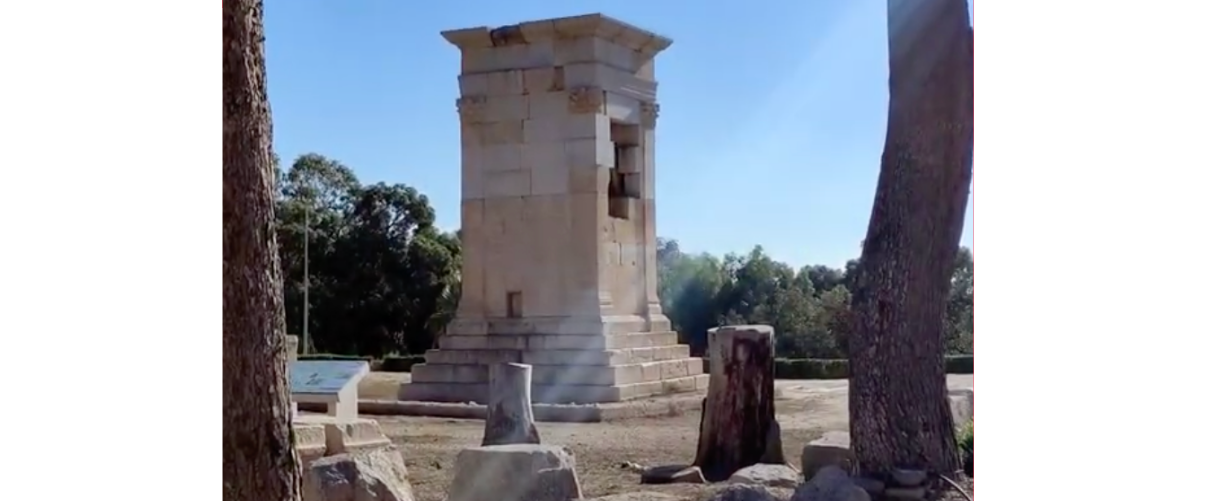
left=846, top=0, right=974, bottom=477
left=693, top=325, right=784, bottom=481
left=482, top=363, right=541, bottom=446
left=223, top=0, right=302, bottom=500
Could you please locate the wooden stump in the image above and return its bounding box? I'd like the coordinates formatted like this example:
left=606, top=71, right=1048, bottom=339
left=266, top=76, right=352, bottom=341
left=482, top=362, right=541, bottom=446
left=693, top=325, right=785, bottom=481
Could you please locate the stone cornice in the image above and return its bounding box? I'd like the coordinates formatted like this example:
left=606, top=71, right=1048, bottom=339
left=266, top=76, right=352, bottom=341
left=441, top=13, right=672, bottom=57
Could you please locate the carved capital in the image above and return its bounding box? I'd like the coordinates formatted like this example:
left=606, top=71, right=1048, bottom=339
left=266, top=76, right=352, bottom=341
left=567, top=86, right=605, bottom=115
left=456, top=95, right=488, bottom=124
left=640, top=102, right=660, bottom=129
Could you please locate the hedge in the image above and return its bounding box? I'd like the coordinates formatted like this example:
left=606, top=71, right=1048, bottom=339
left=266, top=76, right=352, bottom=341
left=298, top=353, right=972, bottom=379
left=703, top=354, right=972, bottom=379
left=297, top=354, right=424, bottom=373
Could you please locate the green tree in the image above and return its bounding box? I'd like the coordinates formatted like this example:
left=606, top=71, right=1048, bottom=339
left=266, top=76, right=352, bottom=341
left=945, top=247, right=974, bottom=353
left=274, top=158, right=460, bottom=357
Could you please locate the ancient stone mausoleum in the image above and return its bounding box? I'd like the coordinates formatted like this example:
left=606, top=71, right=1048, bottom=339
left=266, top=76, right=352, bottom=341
left=398, top=14, right=706, bottom=404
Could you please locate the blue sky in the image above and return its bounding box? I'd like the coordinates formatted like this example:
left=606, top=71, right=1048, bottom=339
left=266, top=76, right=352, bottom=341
left=264, top=0, right=973, bottom=268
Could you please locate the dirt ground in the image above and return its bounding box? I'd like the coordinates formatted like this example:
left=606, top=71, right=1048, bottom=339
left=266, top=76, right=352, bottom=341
left=348, top=373, right=973, bottom=501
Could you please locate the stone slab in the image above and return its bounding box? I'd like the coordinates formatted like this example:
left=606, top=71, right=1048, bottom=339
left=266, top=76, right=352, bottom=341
left=949, top=388, right=974, bottom=429
left=436, top=331, right=680, bottom=351
left=423, top=345, right=691, bottom=366
left=398, top=373, right=708, bottom=404
left=410, top=357, right=703, bottom=386
left=296, top=415, right=394, bottom=455
left=294, top=420, right=328, bottom=467
left=291, top=360, right=370, bottom=395
left=291, top=360, right=370, bottom=419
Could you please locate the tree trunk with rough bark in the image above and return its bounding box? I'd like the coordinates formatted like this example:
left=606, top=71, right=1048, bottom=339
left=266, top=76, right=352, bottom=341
left=693, top=325, right=785, bottom=481
left=223, top=0, right=302, bottom=500
left=846, top=0, right=974, bottom=478
left=482, top=363, right=541, bottom=446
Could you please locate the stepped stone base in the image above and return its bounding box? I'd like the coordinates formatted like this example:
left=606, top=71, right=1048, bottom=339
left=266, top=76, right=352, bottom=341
left=398, top=331, right=707, bottom=404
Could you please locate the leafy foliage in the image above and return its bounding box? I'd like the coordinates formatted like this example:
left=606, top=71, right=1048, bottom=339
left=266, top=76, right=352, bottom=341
left=275, top=154, right=460, bottom=357
left=657, top=238, right=973, bottom=359
left=274, top=154, right=973, bottom=359
left=958, top=420, right=974, bottom=453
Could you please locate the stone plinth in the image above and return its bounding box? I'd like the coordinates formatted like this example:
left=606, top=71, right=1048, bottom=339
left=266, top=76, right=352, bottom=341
left=287, top=335, right=299, bottom=417
left=398, top=13, right=704, bottom=404
left=293, top=415, right=395, bottom=468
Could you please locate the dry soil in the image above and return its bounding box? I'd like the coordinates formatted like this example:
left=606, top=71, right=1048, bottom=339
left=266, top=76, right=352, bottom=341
left=343, top=373, right=972, bottom=501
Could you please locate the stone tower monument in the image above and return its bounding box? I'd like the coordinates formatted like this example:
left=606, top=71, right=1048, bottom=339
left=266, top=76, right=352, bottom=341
left=398, top=14, right=706, bottom=404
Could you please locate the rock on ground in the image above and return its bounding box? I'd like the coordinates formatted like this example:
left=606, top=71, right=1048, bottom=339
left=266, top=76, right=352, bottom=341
left=730, top=464, right=800, bottom=489
left=790, top=466, right=870, bottom=501
left=447, top=444, right=582, bottom=501
left=799, top=432, right=854, bottom=480
left=641, top=465, right=707, bottom=484
left=303, top=445, right=415, bottom=501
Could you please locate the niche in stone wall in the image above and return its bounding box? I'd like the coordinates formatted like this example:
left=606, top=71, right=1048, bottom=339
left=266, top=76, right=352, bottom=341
left=506, top=291, right=523, bottom=318
left=607, top=121, right=642, bottom=220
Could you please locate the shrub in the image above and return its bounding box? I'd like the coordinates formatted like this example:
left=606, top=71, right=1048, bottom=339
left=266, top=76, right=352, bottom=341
left=378, top=355, right=425, bottom=373
left=957, top=419, right=974, bottom=452
left=298, top=353, right=372, bottom=362
left=775, top=358, right=850, bottom=379
left=958, top=419, right=974, bottom=477
left=945, top=354, right=973, bottom=374
left=703, top=355, right=973, bottom=379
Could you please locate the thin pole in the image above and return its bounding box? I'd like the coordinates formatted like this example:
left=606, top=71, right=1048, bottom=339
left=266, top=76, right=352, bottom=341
left=302, top=202, right=311, bottom=355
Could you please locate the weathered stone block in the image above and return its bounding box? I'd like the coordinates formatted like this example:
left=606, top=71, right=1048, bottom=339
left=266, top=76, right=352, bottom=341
left=485, top=170, right=532, bottom=198
left=484, top=95, right=530, bottom=122
left=487, top=69, right=526, bottom=95
left=459, top=73, right=490, bottom=96
left=448, top=444, right=582, bottom=501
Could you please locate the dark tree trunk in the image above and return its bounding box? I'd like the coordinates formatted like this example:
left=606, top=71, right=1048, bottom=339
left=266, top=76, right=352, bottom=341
left=693, top=325, right=784, bottom=481
left=223, top=0, right=302, bottom=500
left=846, top=0, right=974, bottom=477
left=482, top=363, right=541, bottom=446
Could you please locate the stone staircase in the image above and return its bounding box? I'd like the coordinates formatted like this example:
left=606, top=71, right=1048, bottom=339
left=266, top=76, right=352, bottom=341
left=397, top=331, right=707, bottom=404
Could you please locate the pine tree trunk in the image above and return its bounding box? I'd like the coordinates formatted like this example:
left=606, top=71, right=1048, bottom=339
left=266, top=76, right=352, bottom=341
left=223, top=0, right=302, bottom=500
left=846, top=0, right=973, bottom=477
left=693, top=325, right=784, bottom=481
left=482, top=363, right=541, bottom=447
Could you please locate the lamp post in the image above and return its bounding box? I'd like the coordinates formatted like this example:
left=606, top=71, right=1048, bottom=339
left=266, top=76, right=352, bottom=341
left=302, top=192, right=311, bottom=355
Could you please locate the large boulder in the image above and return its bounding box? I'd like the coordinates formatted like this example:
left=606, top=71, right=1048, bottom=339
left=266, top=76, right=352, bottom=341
left=790, top=466, right=870, bottom=501
left=447, top=444, right=582, bottom=501
left=730, top=464, right=800, bottom=489
left=303, top=445, right=415, bottom=501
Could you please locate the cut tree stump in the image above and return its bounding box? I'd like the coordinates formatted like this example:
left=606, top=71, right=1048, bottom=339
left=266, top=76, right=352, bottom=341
left=482, top=362, right=541, bottom=447
left=693, top=325, right=785, bottom=481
